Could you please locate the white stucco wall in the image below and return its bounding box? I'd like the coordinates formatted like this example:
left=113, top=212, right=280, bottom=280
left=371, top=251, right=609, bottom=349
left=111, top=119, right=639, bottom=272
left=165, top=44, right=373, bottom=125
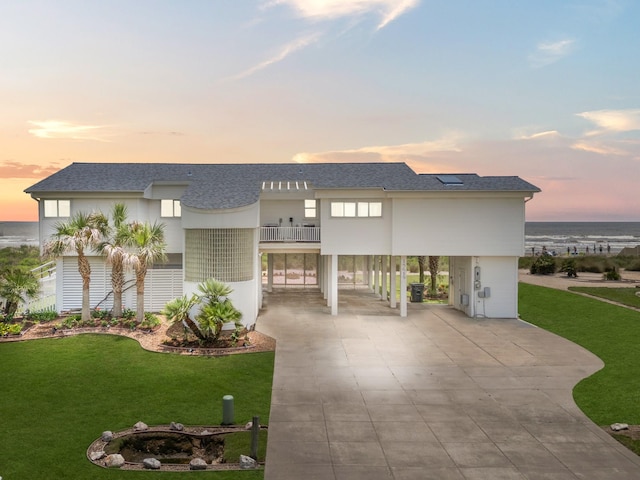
left=181, top=203, right=260, bottom=229
left=391, top=196, right=526, bottom=256
left=449, top=255, right=518, bottom=319
left=319, top=198, right=392, bottom=255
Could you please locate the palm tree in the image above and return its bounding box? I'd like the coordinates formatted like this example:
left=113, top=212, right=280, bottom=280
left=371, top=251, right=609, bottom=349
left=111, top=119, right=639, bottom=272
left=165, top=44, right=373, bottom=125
left=428, top=255, right=440, bottom=294
left=197, top=300, right=242, bottom=340
left=0, top=268, right=40, bottom=318
left=43, top=211, right=109, bottom=322
left=163, top=294, right=203, bottom=340
left=127, top=221, right=167, bottom=322
left=99, top=203, right=129, bottom=318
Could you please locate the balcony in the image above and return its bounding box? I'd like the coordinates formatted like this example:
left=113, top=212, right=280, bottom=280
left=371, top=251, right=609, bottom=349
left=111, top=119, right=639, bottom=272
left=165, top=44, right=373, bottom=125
left=260, top=226, right=320, bottom=243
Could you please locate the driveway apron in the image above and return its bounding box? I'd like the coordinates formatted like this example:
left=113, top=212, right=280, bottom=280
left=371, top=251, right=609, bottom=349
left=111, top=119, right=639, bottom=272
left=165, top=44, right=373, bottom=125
left=256, top=289, right=640, bottom=480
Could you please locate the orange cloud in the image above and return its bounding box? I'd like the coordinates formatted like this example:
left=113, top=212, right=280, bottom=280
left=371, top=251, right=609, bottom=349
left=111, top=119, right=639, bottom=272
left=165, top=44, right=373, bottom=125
left=0, top=161, right=62, bottom=179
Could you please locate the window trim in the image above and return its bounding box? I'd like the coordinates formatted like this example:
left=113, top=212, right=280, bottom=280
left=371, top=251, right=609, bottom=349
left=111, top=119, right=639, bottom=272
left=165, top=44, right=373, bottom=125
left=330, top=201, right=382, bottom=218
left=43, top=199, right=71, bottom=218
left=304, top=199, right=317, bottom=219
left=161, top=199, right=181, bottom=218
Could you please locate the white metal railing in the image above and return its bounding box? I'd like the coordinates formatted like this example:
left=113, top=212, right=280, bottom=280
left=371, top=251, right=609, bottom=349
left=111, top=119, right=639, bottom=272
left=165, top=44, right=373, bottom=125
left=24, top=261, right=57, bottom=313
left=259, top=226, right=320, bottom=243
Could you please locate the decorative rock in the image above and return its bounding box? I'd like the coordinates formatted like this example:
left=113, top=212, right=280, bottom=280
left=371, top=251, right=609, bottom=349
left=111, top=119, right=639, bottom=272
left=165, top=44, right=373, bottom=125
left=245, top=421, right=253, bottom=430
left=611, top=423, right=629, bottom=431
left=189, top=458, right=208, bottom=470
left=104, top=454, right=125, bottom=468
left=201, top=429, right=212, bottom=435
left=90, top=450, right=106, bottom=461
left=239, top=454, right=257, bottom=469
left=143, top=458, right=162, bottom=470
left=101, top=431, right=113, bottom=442
left=134, top=421, right=148, bottom=431
left=170, top=421, right=184, bottom=431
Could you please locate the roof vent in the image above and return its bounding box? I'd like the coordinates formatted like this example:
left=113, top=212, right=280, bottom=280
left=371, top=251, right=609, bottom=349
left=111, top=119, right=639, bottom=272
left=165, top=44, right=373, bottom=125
left=436, top=175, right=463, bottom=186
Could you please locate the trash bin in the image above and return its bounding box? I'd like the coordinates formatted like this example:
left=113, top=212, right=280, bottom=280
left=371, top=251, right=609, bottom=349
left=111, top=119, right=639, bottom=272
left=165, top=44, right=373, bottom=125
left=410, top=283, right=424, bottom=302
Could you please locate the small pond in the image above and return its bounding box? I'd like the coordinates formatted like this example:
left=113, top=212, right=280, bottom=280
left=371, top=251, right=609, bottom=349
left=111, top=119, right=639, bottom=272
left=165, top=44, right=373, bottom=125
left=107, top=432, right=223, bottom=464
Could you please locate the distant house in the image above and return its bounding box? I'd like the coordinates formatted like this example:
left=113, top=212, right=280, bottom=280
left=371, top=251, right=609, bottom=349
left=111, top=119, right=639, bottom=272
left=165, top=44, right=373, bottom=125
left=25, top=162, right=540, bottom=327
left=619, top=246, right=640, bottom=256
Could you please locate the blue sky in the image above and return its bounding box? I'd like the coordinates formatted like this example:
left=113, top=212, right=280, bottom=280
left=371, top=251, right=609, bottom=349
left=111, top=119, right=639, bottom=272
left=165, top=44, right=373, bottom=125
left=2, top=0, right=639, bottom=220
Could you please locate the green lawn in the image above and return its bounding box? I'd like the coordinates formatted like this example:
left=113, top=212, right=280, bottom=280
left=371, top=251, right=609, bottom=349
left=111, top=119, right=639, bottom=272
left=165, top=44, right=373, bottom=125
left=568, top=286, right=640, bottom=309
left=0, top=334, right=274, bottom=479
left=519, top=283, right=640, bottom=425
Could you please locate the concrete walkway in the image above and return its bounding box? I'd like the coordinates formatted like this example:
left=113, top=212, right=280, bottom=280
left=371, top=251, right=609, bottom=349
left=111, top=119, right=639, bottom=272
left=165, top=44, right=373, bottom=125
left=257, top=289, right=640, bottom=479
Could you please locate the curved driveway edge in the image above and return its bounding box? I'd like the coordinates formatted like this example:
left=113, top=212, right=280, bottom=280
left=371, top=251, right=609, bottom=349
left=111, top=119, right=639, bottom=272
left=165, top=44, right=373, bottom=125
left=257, top=289, right=640, bottom=480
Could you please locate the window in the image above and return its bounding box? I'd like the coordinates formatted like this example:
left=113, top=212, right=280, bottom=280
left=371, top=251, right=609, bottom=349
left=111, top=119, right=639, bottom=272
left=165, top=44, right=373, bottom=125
left=44, top=200, right=70, bottom=218
left=304, top=199, right=316, bottom=218
left=161, top=199, right=181, bottom=217
left=330, top=201, right=382, bottom=218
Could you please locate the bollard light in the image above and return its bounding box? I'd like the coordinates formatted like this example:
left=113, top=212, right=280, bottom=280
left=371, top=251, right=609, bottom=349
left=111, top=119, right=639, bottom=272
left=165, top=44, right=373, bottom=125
left=222, top=395, right=234, bottom=425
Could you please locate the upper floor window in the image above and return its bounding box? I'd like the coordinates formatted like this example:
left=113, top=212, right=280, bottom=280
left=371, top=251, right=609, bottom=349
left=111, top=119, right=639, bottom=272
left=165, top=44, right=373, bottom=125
left=161, top=199, right=181, bottom=217
left=330, top=201, right=382, bottom=218
left=304, top=199, right=317, bottom=218
left=44, top=200, right=70, bottom=218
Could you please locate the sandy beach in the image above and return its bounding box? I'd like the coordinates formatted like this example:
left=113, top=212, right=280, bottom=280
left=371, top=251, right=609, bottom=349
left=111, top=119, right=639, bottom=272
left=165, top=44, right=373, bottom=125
left=519, top=268, right=640, bottom=291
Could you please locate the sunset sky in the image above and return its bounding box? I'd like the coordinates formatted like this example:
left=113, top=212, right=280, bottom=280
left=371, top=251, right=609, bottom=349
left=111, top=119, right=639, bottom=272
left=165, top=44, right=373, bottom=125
left=2, top=0, right=639, bottom=221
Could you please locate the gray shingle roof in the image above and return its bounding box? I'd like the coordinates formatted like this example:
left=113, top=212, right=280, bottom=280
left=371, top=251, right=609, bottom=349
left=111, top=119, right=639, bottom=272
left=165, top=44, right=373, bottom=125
left=25, top=162, right=540, bottom=210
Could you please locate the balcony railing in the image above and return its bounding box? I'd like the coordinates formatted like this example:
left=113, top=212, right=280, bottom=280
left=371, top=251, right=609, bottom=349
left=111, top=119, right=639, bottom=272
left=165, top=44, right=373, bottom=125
left=260, top=226, right=320, bottom=243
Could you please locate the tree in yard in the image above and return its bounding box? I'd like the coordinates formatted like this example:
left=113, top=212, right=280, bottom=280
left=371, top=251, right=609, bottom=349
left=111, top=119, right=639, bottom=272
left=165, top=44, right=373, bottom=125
left=428, top=255, right=440, bottom=294
left=43, top=211, right=109, bottom=322
left=0, top=268, right=40, bottom=318
left=127, top=221, right=167, bottom=322
left=417, top=256, right=426, bottom=284
left=98, top=203, right=129, bottom=318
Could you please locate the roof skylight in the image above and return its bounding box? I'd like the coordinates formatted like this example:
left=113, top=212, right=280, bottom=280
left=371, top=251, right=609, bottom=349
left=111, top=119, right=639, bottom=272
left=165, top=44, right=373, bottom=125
left=436, top=175, right=463, bottom=186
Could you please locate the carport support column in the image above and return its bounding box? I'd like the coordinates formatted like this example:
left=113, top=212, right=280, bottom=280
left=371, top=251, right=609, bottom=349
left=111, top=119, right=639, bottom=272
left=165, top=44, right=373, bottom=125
left=322, top=255, right=328, bottom=300
left=368, top=255, right=374, bottom=291
left=400, top=256, right=407, bottom=317
left=381, top=255, right=388, bottom=301
left=267, top=254, right=274, bottom=293
left=330, top=254, right=338, bottom=316
left=373, top=255, right=380, bottom=298
left=390, top=256, right=397, bottom=308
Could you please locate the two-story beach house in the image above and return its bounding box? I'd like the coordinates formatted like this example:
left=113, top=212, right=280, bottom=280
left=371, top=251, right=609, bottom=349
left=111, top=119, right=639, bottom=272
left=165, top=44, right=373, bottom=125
left=25, top=162, right=539, bottom=327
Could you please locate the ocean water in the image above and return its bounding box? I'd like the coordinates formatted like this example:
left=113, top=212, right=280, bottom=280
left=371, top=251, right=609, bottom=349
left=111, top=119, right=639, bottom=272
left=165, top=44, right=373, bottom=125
left=525, top=222, right=640, bottom=256
left=0, top=221, right=39, bottom=248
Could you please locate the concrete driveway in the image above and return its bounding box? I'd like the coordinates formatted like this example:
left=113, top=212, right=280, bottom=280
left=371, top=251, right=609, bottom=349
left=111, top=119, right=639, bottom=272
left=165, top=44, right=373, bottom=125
left=256, top=289, right=640, bottom=479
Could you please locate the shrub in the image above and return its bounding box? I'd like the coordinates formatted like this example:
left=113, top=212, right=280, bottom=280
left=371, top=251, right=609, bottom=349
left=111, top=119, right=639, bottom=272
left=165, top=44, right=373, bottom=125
left=559, top=259, right=578, bottom=278
left=24, top=310, right=58, bottom=323
left=0, top=322, right=22, bottom=335
left=603, top=267, right=621, bottom=281
left=530, top=253, right=556, bottom=275
left=626, top=259, right=640, bottom=272
left=91, top=308, right=109, bottom=320
left=60, top=314, right=81, bottom=329
left=140, top=312, right=160, bottom=329
left=121, top=308, right=136, bottom=320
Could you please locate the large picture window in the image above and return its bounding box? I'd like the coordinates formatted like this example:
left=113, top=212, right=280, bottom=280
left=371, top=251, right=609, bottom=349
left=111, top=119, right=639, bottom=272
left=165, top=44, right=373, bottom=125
left=44, top=200, right=70, bottom=218
left=330, top=201, right=382, bottom=218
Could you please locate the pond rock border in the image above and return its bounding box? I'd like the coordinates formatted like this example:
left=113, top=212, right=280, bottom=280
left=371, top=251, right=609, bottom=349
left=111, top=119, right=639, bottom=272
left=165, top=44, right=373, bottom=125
left=87, top=422, right=266, bottom=471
